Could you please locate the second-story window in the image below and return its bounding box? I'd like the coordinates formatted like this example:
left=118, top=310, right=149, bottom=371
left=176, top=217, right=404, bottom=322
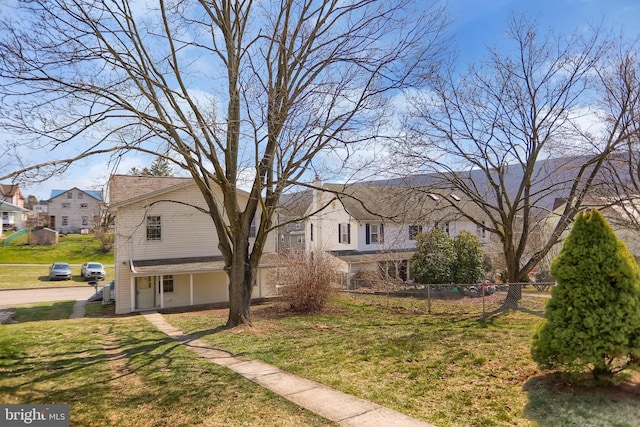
left=80, top=203, right=88, bottom=208
left=146, top=216, right=161, bottom=240
left=62, top=203, right=70, bottom=208
left=366, top=223, right=384, bottom=244
left=338, top=223, right=350, bottom=244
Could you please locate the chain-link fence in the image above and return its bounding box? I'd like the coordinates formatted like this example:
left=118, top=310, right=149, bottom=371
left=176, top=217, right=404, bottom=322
left=339, top=282, right=555, bottom=317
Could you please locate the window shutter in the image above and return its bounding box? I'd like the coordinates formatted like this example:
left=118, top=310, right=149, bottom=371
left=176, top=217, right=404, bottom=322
left=365, top=224, right=370, bottom=244
left=338, top=224, right=342, bottom=243
left=380, top=223, right=384, bottom=243
left=347, top=224, right=351, bottom=244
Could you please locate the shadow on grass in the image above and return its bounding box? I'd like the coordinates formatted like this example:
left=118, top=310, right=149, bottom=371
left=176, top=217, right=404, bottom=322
left=1, top=325, right=185, bottom=414
left=483, top=305, right=545, bottom=320
left=523, top=373, right=640, bottom=426
left=13, top=301, right=76, bottom=322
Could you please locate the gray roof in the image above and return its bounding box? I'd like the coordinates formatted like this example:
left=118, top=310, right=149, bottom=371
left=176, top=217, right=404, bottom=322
left=321, top=183, right=479, bottom=224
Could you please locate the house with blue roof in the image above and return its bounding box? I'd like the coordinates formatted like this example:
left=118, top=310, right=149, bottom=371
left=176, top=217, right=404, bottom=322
left=47, top=187, right=105, bottom=233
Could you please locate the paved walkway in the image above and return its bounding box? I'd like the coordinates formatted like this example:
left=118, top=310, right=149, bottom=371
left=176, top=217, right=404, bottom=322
left=69, top=300, right=87, bottom=319
left=142, top=311, right=435, bottom=427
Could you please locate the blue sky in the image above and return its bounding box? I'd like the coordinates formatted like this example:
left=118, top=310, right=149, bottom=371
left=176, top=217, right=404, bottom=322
left=450, top=0, right=638, bottom=65
left=17, top=0, right=640, bottom=201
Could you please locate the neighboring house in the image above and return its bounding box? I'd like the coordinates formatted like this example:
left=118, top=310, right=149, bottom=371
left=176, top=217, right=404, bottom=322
left=0, top=184, right=25, bottom=207
left=275, top=190, right=312, bottom=253
left=108, top=174, right=279, bottom=315
left=47, top=188, right=104, bottom=233
left=545, top=196, right=640, bottom=265
left=306, top=182, right=489, bottom=287
left=0, top=184, right=27, bottom=231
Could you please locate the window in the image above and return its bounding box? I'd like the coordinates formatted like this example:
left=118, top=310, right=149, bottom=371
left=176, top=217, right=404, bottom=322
left=295, top=223, right=301, bottom=230
left=162, top=275, right=174, bottom=293
left=82, top=216, right=89, bottom=226
left=409, top=225, right=423, bottom=240
left=146, top=216, right=161, bottom=240
left=61, top=216, right=68, bottom=226
left=366, top=223, right=384, bottom=244
left=477, top=221, right=486, bottom=239
left=67, top=192, right=73, bottom=199
left=78, top=193, right=83, bottom=199
left=338, top=223, right=350, bottom=244
left=249, top=217, right=257, bottom=238
left=80, top=203, right=88, bottom=208
left=62, top=203, right=70, bottom=208
left=297, top=236, right=305, bottom=243
left=2, top=212, right=7, bottom=220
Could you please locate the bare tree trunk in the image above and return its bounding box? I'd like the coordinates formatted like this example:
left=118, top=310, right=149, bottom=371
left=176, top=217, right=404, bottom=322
left=226, top=253, right=255, bottom=327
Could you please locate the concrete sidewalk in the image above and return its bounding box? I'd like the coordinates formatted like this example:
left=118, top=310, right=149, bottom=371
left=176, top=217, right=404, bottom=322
left=143, top=312, right=435, bottom=427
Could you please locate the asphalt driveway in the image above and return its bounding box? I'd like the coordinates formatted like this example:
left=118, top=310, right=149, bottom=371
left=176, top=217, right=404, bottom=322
left=0, top=286, right=96, bottom=309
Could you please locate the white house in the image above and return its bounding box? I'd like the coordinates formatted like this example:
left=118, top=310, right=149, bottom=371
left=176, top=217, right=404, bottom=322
left=47, top=188, right=104, bottom=233
left=306, top=182, right=489, bottom=287
left=108, top=175, right=279, bottom=315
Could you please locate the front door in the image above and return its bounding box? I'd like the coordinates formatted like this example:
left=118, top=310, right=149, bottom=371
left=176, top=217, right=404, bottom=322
left=135, top=277, right=155, bottom=310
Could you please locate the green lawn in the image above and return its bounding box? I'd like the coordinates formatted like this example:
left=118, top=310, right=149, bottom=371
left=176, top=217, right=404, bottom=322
left=0, top=233, right=114, bottom=264
left=0, top=303, right=335, bottom=427
left=164, top=294, right=640, bottom=427
left=0, top=265, right=115, bottom=290
left=0, top=233, right=114, bottom=289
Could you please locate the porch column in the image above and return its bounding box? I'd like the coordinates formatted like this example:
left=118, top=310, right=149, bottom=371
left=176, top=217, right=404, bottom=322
left=130, top=276, right=135, bottom=312
left=159, top=275, right=164, bottom=309
left=189, top=274, right=194, bottom=306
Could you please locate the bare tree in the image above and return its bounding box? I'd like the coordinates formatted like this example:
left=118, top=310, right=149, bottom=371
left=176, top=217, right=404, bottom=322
left=0, top=0, right=449, bottom=326
left=596, top=48, right=640, bottom=231
left=400, top=16, right=640, bottom=305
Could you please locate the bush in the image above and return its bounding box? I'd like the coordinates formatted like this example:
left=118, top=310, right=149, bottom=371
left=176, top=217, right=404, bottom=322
left=411, top=229, right=485, bottom=285
left=275, top=251, right=336, bottom=313
left=531, top=210, right=640, bottom=381
left=452, top=230, right=484, bottom=284
left=410, top=229, right=454, bottom=284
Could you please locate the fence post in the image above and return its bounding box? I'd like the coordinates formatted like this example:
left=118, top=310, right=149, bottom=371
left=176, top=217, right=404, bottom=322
left=427, top=284, right=431, bottom=314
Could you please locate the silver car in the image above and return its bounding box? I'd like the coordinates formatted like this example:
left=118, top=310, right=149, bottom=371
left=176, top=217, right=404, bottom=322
left=80, top=262, right=106, bottom=282
left=49, top=262, right=72, bottom=281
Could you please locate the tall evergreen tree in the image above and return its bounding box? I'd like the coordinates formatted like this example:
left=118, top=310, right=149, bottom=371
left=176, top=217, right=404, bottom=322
left=531, top=210, right=640, bottom=380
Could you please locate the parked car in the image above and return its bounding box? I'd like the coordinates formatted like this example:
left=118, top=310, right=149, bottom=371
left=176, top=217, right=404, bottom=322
left=80, top=262, right=106, bottom=281
left=49, top=262, right=72, bottom=281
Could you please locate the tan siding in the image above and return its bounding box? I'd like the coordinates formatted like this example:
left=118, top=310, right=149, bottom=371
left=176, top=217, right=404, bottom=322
left=256, top=267, right=279, bottom=298
left=193, top=272, right=228, bottom=303
left=159, top=274, right=191, bottom=308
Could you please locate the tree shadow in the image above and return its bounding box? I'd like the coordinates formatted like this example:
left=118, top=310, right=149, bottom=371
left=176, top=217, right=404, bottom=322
left=523, top=373, right=640, bottom=426
left=483, top=305, right=545, bottom=320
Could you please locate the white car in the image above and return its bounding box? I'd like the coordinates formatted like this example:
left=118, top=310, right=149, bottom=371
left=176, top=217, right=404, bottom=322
left=81, top=262, right=106, bottom=282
